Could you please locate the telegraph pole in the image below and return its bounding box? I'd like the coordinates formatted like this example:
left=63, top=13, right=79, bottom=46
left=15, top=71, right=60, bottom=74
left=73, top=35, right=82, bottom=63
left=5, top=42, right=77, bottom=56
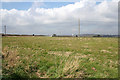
left=78, top=18, right=80, bottom=37
left=4, top=25, right=6, bottom=36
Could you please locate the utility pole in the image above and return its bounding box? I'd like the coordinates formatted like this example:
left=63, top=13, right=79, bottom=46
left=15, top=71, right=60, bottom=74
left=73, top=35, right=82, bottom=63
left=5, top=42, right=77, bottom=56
left=78, top=18, right=80, bottom=37
left=4, top=25, right=6, bottom=36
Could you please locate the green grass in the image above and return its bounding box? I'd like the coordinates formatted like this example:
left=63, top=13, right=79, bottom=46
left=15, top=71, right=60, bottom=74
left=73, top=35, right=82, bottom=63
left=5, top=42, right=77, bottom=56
left=2, top=36, right=118, bottom=78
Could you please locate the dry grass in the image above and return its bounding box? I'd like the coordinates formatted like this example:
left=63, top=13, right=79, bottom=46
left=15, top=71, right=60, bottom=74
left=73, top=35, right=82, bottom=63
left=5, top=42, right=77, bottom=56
left=2, top=37, right=118, bottom=78
left=48, top=51, right=72, bottom=57
left=2, top=47, right=20, bottom=69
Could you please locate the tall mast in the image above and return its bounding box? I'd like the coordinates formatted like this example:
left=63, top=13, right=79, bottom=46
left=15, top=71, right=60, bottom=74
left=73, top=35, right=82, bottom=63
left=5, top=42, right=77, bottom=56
left=78, top=18, right=80, bottom=37
left=4, top=25, right=6, bottom=36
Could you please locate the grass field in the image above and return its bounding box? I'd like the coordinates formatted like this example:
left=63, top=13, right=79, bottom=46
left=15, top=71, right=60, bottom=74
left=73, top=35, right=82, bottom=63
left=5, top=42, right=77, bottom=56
left=2, top=36, right=118, bottom=78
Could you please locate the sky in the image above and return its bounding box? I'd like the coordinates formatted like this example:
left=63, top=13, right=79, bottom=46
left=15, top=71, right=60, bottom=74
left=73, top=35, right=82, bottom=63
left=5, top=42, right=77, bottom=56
left=0, top=0, right=118, bottom=35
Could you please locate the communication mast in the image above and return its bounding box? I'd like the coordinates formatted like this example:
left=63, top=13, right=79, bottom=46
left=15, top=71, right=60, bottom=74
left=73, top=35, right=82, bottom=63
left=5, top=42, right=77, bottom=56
left=4, top=25, right=6, bottom=36
left=78, top=18, right=80, bottom=37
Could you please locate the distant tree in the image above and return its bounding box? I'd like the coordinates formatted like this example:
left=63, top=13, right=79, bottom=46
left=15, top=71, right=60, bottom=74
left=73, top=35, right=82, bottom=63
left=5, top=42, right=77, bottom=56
left=33, top=34, right=34, bottom=36
left=52, top=34, right=57, bottom=37
left=93, top=35, right=101, bottom=37
left=97, top=35, right=101, bottom=37
left=76, top=35, right=78, bottom=37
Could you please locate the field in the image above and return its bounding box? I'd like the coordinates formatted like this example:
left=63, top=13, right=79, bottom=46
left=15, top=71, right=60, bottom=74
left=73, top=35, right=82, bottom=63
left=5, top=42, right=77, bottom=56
left=2, top=36, right=118, bottom=78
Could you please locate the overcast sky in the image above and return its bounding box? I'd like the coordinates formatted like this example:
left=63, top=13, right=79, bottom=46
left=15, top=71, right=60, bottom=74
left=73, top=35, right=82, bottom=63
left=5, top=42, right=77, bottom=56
left=0, top=0, right=118, bottom=35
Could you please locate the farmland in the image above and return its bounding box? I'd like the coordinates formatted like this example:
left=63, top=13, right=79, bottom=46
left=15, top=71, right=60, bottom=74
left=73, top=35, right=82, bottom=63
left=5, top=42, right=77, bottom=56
left=2, top=36, right=118, bottom=78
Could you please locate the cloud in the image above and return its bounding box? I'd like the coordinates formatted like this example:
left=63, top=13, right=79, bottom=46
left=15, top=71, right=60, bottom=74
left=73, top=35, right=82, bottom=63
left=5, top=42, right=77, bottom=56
left=0, top=0, right=118, bottom=35
left=1, top=0, right=119, bottom=2
left=1, top=0, right=35, bottom=2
